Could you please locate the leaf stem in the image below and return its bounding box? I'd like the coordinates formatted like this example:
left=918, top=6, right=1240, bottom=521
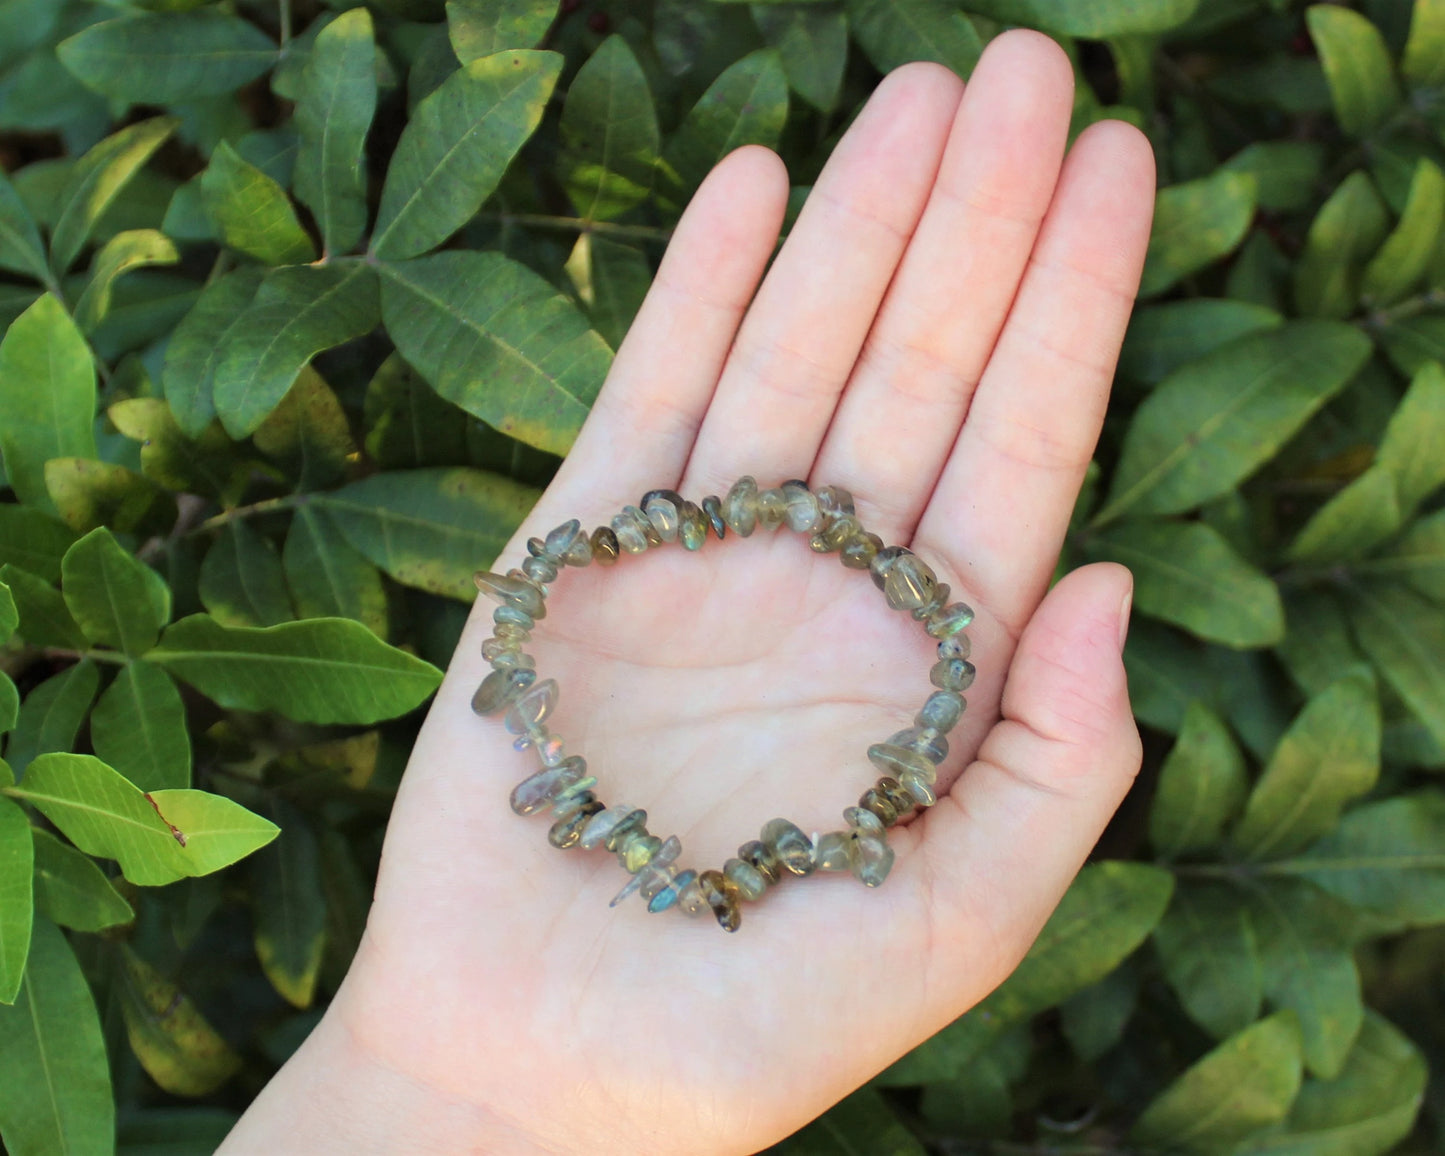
left=1357, top=285, right=1445, bottom=330
left=476, top=212, right=674, bottom=244
left=279, top=0, right=292, bottom=47
left=192, top=493, right=302, bottom=535
left=39, top=647, right=128, bottom=666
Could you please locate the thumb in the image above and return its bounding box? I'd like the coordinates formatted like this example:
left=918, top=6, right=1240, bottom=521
left=915, top=562, right=1142, bottom=1017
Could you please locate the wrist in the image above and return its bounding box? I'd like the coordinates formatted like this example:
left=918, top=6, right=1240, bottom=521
left=217, top=1003, right=549, bottom=1156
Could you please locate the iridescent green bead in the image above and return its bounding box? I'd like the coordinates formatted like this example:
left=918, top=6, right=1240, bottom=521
left=738, top=839, right=783, bottom=884
left=470, top=667, right=536, bottom=715
left=870, top=545, right=912, bottom=591
left=841, top=531, right=883, bottom=570
left=698, top=869, right=741, bottom=932
left=757, top=488, right=787, bottom=531
left=579, top=804, right=640, bottom=850
left=548, top=799, right=603, bottom=848
left=851, top=832, right=895, bottom=887
left=810, top=514, right=860, bottom=554
left=620, top=833, right=663, bottom=873
left=676, top=871, right=709, bottom=917
left=473, top=570, right=546, bottom=618
left=493, top=621, right=530, bottom=643
left=884, top=555, right=938, bottom=611
left=917, top=690, right=965, bottom=733
left=723, top=856, right=768, bottom=900
left=888, top=726, right=948, bottom=763
left=868, top=742, right=937, bottom=782
left=877, top=776, right=916, bottom=819
left=650, top=868, right=697, bottom=913
left=761, top=817, right=815, bottom=876
left=526, top=537, right=547, bottom=557
left=858, top=787, right=899, bottom=827
left=926, top=602, right=975, bottom=639
left=931, top=658, right=977, bottom=692
left=612, top=835, right=681, bottom=906
left=611, top=507, right=652, bottom=553
left=643, top=495, right=680, bottom=542
left=603, top=808, right=649, bottom=852
left=814, top=831, right=854, bottom=872
left=815, top=484, right=855, bottom=521
left=701, top=495, right=727, bottom=539
left=504, top=678, right=559, bottom=735
left=678, top=501, right=708, bottom=550
left=844, top=805, right=886, bottom=835
left=565, top=536, right=592, bottom=566
left=911, top=581, right=950, bottom=622
left=782, top=481, right=820, bottom=532
left=489, top=650, right=535, bottom=672
left=494, top=605, right=535, bottom=630
left=723, top=476, right=759, bottom=536
left=481, top=635, right=521, bottom=661
left=542, top=519, right=584, bottom=562
left=551, top=786, right=598, bottom=821
left=938, top=634, right=971, bottom=660
left=900, top=771, right=936, bottom=807
left=590, top=525, right=620, bottom=565
left=510, top=757, right=587, bottom=815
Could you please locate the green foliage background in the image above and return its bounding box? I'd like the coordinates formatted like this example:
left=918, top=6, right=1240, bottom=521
left=2, top=0, right=1445, bottom=1152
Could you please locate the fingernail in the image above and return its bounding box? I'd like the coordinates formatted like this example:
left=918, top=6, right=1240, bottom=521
left=1116, top=581, right=1134, bottom=652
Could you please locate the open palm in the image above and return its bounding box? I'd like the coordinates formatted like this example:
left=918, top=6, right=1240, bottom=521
left=222, top=30, right=1155, bottom=1156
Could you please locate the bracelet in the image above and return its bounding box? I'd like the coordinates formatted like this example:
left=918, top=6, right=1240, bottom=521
left=469, top=478, right=976, bottom=933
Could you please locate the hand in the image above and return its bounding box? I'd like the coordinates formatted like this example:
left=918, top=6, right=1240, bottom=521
left=220, top=30, right=1155, bottom=1156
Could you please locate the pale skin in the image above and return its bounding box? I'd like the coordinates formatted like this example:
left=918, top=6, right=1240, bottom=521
left=219, top=31, right=1156, bottom=1156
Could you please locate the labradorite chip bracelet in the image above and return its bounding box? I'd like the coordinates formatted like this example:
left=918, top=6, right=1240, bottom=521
left=468, top=478, right=977, bottom=933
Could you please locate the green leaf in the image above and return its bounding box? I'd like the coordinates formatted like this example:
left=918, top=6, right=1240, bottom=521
left=1377, top=360, right=1445, bottom=513
left=362, top=352, right=470, bottom=468
left=1234, top=1012, right=1426, bottom=1156
left=1306, top=5, right=1400, bottom=138
left=446, top=0, right=559, bottom=63
left=958, top=0, right=1197, bottom=36
left=1362, top=159, right=1445, bottom=307
left=293, top=7, right=377, bottom=256
left=251, top=366, right=357, bottom=491
left=0, top=796, right=33, bottom=1004
left=0, top=294, right=97, bottom=514
left=0, top=919, right=113, bottom=1156
left=1059, top=963, right=1138, bottom=1062
left=283, top=505, right=388, bottom=637
left=1155, top=881, right=1263, bottom=1039
left=1124, top=619, right=1213, bottom=733
left=109, top=397, right=249, bottom=506
left=1233, top=672, right=1381, bottom=861
left=31, top=828, right=133, bottom=932
left=60, top=526, right=170, bottom=655
left=1088, top=519, right=1284, bottom=648
left=1246, top=877, right=1363, bottom=1079
left=1286, top=467, right=1403, bottom=566
left=1404, top=0, right=1445, bottom=87
left=199, top=520, right=295, bottom=629
left=57, top=11, right=277, bottom=105
left=876, top=863, right=1173, bottom=1083
left=144, top=789, right=279, bottom=876
left=754, top=5, right=848, bottom=114
left=90, top=662, right=191, bottom=791
left=1291, top=791, right=1445, bottom=933
left=3, top=753, right=186, bottom=886
left=0, top=566, right=88, bottom=651
left=49, top=117, right=178, bottom=275
left=5, top=661, right=100, bottom=777
left=1095, top=321, right=1371, bottom=523
left=1294, top=171, right=1391, bottom=319
left=1138, top=170, right=1256, bottom=297
left=1276, top=589, right=1366, bottom=698
left=212, top=262, right=380, bottom=438
left=0, top=508, right=77, bottom=583
left=379, top=252, right=612, bottom=456
left=149, top=613, right=442, bottom=724
left=659, top=49, right=789, bottom=206
left=161, top=266, right=265, bottom=438
left=1369, top=508, right=1445, bottom=602
left=117, top=945, right=242, bottom=1096
left=584, top=236, right=651, bottom=352
left=559, top=36, right=659, bottom=221
left=250, top=801, right=326, bottom=1008
left=201, top=142, right=317, bottom=266
left=0, top=677, right=15, bottom=736
left=1220, top=141, right=1326, bottom=213
left=315, top=467, right=540, bottom=600
left=845, top=0, right=983, bottom=80
left=73, top=228, right=178, bottom=333
left=0, top=580, right=13, bottom=647
left=0, top=170, right=50, bottom=286
left=1349, top=581, right=1445, bottom=750
left=371, top=50, right=561, bottom=261
left=1119, top=299, right=1283, bottom=387
left=1150, top=701, right=1247, bottom=857
left=1131, top=1012, right=1303, bottom=1152
left=771, top=1087, right=926, bottom=1155
left=44, top=458, right=177, bottom=538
